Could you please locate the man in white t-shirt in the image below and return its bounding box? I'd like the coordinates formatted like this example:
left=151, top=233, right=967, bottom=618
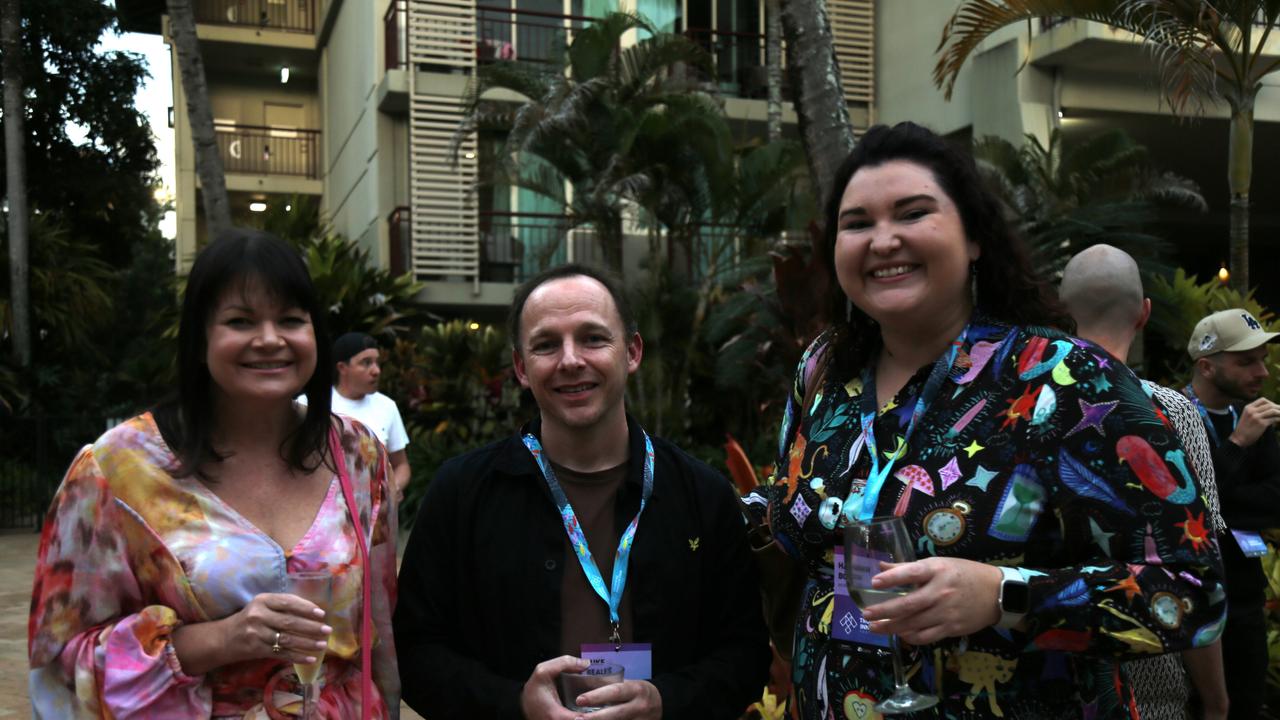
left=330, top=332, right=412, bottom=497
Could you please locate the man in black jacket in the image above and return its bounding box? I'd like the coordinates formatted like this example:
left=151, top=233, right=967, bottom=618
left=1185, top=308, right=1280, bottom=720
left=394, top=263, right=771, bottom=719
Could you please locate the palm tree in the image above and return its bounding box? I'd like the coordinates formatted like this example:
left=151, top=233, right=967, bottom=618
left=166, top=0, right=231, bottom=240
left=2, top=0, right=29, bottom=366
left=779, top=0, right=855, bottom=208
left=935, top=0, right=1280, bottom=292
left=973, top=127, right=1206, bottom=278
left=454, top=12, right=714, bottom=273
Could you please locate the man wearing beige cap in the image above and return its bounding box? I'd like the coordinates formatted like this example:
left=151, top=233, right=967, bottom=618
left=1184, top=308, right=1280, bottom=720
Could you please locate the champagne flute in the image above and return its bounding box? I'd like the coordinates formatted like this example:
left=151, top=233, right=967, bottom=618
left=287, top=570, right=333, bottom=720
left=843, top=515, right=939, bottom=715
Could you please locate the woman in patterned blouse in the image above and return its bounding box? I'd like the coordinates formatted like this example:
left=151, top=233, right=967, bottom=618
left=763, top=123, right=1225, bottom=719
left=28, top=229, right=400, bottom=718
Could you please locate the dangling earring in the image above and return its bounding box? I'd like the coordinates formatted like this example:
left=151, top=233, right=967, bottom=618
left=969, top=261, right=979, bottom=307
left=846, top=299, right=854, bottom=322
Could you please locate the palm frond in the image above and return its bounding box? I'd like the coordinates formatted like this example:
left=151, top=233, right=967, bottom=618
left=934, top=0, right=1128, bottom=99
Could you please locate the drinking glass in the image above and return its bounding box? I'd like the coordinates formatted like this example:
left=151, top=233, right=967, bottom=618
left=287, top=570, right=333, bottom=720
left=843, top=515, right=939, bottom=714
left=558, top=662, right=624, bottom=713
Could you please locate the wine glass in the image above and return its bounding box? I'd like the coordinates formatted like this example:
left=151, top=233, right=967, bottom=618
left=287, top=570, right=333, bottom=720
left=843, top=515, right=939, bottom=715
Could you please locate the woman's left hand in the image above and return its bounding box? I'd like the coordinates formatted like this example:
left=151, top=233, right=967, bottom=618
left=858, top=557, right=1004, bottom=645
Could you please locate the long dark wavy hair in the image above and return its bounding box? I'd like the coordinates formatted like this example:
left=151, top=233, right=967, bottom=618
left=153, top=228, right=333, bottom=479
left=821, top=122, right=1070, bottom=377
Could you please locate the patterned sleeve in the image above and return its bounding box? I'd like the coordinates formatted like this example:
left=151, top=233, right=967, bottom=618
left=744, top=333, right=831, bottom=531
left=1146, top=382, right=1226, bottom=535
left=1019, top=339, right=1226, bottom=658
left=28, top=447, right=209, bottom=718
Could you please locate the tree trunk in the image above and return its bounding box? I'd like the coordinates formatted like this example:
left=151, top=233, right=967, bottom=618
left=597, top=214, right=625, bottom=274
left=166, top=0, right=232, bottom=241
left=1226, top=101, right=1252, bottom=293
left=2, top=0, right=30, bottom=366
left=765, top=0, right=783, bottom=143
left=779, top=0, right=854, bottom=210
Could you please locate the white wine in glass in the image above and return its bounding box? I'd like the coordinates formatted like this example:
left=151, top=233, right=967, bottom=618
left=844, top=515, right=939, bottom=715
left=287, top=570, right=333, bottom=720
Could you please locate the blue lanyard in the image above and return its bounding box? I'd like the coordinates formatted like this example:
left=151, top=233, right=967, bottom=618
left=523, top=431, right=654, bottom=648
left=1182, top=384, right=1238, bottom=448
left=844, top=326, right=969, bottom=524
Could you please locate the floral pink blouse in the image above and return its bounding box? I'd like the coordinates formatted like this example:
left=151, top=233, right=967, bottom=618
left=28, top=412, right=400, bottom=719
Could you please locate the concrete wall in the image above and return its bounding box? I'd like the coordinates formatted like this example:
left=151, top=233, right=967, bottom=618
left=319, top=0, right=410, bottom=269
left=874, top=0, right=1053, bottom=146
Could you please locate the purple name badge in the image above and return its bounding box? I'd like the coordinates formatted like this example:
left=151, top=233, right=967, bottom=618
left=832, top=547, right=890, bottom=648
left=1231, top=529, right=1269, bottom=558
left=581, top=643, right=653, bottom=680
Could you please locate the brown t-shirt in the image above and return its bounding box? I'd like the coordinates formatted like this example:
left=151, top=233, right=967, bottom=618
left=551, top=460, right=635, bottom=656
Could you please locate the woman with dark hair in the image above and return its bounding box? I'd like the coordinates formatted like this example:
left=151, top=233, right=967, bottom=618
left=759, top=123, right=1225, bottom=718
left=29, top=229, right=400, bottom=718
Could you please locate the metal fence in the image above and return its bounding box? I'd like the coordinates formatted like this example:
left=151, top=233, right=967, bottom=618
left=195, top=0, right=316, bottom=33
left=215, top=123, right=321, bottom=179
left=683, top=27, right=772, bottom=98
left=0, top=415, right=114, bottom=531
left=475, top=5, right=594, bottom=65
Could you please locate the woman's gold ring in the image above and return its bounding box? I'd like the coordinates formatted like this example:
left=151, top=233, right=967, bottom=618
left=271, top=631, right=283, bottom=654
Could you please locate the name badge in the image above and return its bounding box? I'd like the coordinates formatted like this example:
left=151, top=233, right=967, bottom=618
left=831, top=547, right=890, bottom=648
left=581, top=643, right=653, bottom=680
left=1231, top=529, right=1269, bottom=558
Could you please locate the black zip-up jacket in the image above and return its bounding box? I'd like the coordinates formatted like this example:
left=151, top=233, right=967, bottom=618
left=1206, top=413, right=1280, bottom=607
left=393, top=416, right=771, bottom=719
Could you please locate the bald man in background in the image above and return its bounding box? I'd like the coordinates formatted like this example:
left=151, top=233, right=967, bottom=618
left=1060, top=245, right=1228, bottom=720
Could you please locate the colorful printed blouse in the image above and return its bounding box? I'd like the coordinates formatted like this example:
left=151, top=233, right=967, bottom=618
left=765, top=318, right=1225, bottom=719
left=28, top=412, right=401, bottom=719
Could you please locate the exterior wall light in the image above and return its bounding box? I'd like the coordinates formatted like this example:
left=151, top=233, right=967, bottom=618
left=249, top=202, right=268, bottom=212
left=281, top=66, right=291, bottom=84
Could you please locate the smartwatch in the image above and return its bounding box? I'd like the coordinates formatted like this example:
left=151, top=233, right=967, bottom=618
left=996, top=566, right=1029, bottom=629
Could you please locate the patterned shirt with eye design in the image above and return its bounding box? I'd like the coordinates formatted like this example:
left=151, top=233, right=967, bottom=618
left=757, top=315, right=1226, bottom=720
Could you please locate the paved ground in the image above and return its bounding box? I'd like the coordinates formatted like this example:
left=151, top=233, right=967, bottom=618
left=0, top=530, right=425, bottom=719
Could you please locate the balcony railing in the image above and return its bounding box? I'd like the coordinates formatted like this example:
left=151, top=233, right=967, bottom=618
left=389, top=206, right=411, bottom=276
left=475, top=5, right=595, bottom=65
left=385, top=0, right=407, bottom=71
left=195, top=0, right=316, bottom=34
left=215, top=123, right=320, bottom=179
left=480, top=211, right=604, bottom=281
left=683, top=27, right=773, bottom=98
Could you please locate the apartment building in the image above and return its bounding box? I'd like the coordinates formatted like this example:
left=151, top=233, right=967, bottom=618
left=117, top=0, right=875, bottom=313
left=875, top=0, right=1280, bottom=300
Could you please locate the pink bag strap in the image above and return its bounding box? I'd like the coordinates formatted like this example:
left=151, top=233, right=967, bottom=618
left=330, top=425, right=375, bottom=720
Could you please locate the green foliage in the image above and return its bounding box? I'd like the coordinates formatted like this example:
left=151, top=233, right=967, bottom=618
left=247, top=196, right=427, bottom=341
left=1, top=215, right=115, bottom=357
left=1145, top=269, right=1280, bottom=396
left=457, top=11, right=719, bottom=269
left=973, top=128, right=1204, bottom=281
left=1, top=0, right=159, bottom=265
left=299, top=234, right=425, bottom=339
left=377, top=320, right=524, bottom=525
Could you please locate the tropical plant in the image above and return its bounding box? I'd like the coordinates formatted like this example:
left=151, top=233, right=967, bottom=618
left=377, top=319, right=523, bottom=524
left=1144, top=267, right=1280, bottom=392
left=454, top=11, right=717, bottom=272
left=973, top=128, right=1206, bottom=279
left=0, top=215, right=116, bottom=358
left=934, top=0, right=1280, bottom=292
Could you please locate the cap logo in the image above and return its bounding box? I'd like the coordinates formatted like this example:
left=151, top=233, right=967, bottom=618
left=1243, top=313, right=1262, bottom=331
left=1199, top=333, right=1217, bottom=352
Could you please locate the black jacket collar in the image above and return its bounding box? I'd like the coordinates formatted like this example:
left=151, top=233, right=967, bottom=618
left=493, top=413, right=652, bottom=494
